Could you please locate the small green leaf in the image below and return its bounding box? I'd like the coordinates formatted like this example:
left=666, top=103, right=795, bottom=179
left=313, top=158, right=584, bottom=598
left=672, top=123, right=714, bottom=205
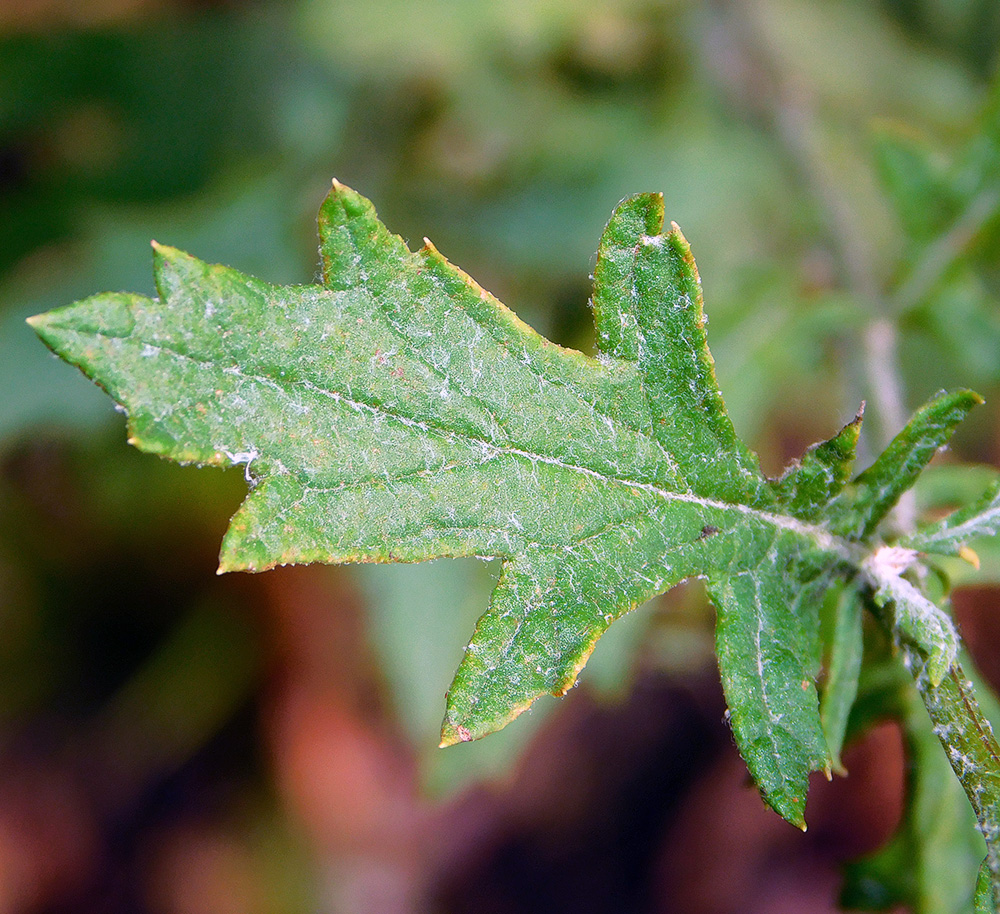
left=772, top=407, right=863, bottom=520
left=863, top=546, right=959, bottom=686
left=830, top=389, right=983, bottom=539
left=914, top=464, right=1000, bottom=516
left=910, top=466, right=1000, bottom=586
left=818, top=584, right=864, bottom=771
left=906, top=478, right=1000, bottom=558
left=911, top=654, right=1000, bottom=913
left=975, top=858, right=995, bottom=914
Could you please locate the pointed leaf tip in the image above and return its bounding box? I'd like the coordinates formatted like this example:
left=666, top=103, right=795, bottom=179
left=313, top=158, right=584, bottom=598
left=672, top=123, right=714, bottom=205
left=439, top=723, right=474, bottom=748
left=773, top=405, right=864, bottom=518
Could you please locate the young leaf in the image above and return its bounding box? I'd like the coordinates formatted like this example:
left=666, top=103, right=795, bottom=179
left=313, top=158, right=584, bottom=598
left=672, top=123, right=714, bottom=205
left=910, top=654, right=1000, bottom=912
left=863, top=546, right=960, bottom=687
left=818, top=583, right=864, bottom=772
left=772, top=408, right=863, bottom=520
left=905, top=479, right=1000, bottom=557
left=829, top=389, right=983, bottom=539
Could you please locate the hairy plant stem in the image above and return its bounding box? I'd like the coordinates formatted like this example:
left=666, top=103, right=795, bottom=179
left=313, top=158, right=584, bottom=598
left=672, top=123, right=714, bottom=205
left=906, top=649, right=1000, bottom=912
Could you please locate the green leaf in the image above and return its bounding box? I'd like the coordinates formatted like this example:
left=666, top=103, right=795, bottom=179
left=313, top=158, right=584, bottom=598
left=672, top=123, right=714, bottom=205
left=707, top=549, right=830, bottom=825
left=976, top=859, right=995, bottom=914
left=590, top=192, right=662, bottom=362
left=25, top=181, right=992, bottom=836
left=772, top=408, right=863, bottom=520
left=863, top=545, right=960, bottom=687
left=880, top=80, right=1000, bottom=378
left=873, top=125, right=956, bottom=245
left=954, top=78, right=1000, bottom=236
left=914, top=464, right=1000, bottom=515
left=829, top=389, right=983, bottom=539
left=911, top=655, right=1000, bottom=912
left=906, top=479, right=1000, bottom=557
left=910, top=466, right=1000, bottom=586
left=818, top=583, right=864, bottom=771
left=624, top=209, right=771, bottom=507
left=28, top=181, right=850, bottom=826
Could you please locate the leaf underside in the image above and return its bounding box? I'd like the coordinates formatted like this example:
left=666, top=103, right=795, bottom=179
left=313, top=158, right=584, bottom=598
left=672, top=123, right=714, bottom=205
left=28, top=181, right=983, bottom=829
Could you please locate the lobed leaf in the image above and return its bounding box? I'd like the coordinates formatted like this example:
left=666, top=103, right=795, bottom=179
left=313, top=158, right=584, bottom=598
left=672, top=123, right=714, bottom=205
left=28, top=181, right=990, bottom=839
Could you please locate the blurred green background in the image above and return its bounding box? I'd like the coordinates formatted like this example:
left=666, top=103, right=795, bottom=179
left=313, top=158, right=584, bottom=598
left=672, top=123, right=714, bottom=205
left=1, top=0, right=999, bottom=911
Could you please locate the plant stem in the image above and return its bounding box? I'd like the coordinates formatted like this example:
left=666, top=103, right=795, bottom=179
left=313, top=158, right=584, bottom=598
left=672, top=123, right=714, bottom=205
left=906, top=648, right=1000, bottom=912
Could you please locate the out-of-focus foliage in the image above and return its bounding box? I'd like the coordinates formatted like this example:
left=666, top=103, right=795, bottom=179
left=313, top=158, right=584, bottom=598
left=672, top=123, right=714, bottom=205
left=2, top=1, right=999, bottom=912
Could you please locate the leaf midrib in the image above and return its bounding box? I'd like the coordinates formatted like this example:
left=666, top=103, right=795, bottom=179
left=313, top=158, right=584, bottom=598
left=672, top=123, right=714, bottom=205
left=82, top=323, right=847, bottom=557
